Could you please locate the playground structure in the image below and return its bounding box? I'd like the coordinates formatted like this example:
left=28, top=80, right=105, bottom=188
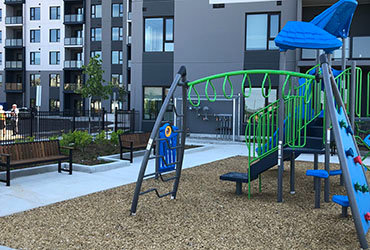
left=130, top=0, right=370, bottom=248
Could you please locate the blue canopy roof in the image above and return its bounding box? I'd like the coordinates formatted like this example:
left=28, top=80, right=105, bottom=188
left=311, top=0, right=358, bottom=38
left=274, top=21, right=342, bottom=53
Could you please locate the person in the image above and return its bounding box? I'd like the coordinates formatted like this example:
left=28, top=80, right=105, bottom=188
left=10, top=104, right=19, bottom=136
left=0, top=105, right=5, bottom=137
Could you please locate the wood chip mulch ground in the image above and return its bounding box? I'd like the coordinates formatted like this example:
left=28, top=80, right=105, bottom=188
left=0, top=156, right=369, bottom=249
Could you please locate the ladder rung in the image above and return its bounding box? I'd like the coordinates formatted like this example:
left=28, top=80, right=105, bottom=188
left=159, top=174, right=178, bottom=182
left=143, top=172, right=157, bottom=178
left=139, top=188, right=174, bottom=198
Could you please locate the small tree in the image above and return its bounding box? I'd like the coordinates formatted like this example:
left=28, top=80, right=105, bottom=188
left=77, top=55, right=113, bottom=133
left=78, top=55, right=112, bottom=100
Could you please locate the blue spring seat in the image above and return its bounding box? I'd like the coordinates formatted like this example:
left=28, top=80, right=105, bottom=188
left=332, top=195, right=350, bottom=217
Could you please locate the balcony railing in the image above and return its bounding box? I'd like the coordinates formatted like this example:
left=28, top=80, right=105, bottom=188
left=64, top=83, right=83, bottom=91
left=5, top=83, right=22, bottom=91
left=5, top=39, right=23, bottom=47
left=64, top=60, right=83, bottom=69
left=5, top=16, right=22, bottom=24
left=64, top=37, right=83, bottom=46
left=5, top=61, right=22, bottom=69
left=64, top=14, right=84, bottom=23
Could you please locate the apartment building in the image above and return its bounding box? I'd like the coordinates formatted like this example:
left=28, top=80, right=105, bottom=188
left=131, top=0, right=370, bottom=133
left=0, top=0, right=129, bottom=112
left=0, top=0, right=368, bottom=134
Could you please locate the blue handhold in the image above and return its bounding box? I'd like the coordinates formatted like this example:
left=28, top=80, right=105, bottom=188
left=306, top=169, right=329, bottom=179
left=345, top=148, right=354, bottom=157
left=345, top=125, right=353, bottom=135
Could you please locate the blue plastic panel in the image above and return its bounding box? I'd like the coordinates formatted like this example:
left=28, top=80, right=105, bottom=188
left=337, top=107, right=370, bottom=235
left=311, top=0, right=358, bottom=38
left=158, top=123, right=178, bottom=173
left=274, top=21, right=342, bottom=53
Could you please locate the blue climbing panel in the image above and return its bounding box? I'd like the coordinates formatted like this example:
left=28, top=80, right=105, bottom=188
left=336, top=108, right=370, bottom=236
left=158, top=123, right=178, bottom=173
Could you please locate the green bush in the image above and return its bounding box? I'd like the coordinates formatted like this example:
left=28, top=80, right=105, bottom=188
left=110, top=129, right=125, bottom=145
left=95, top=131, right=108, bottom=144
left=49, top=135, right=58, bottom=141
left=60, top=130, right=93, bottom=152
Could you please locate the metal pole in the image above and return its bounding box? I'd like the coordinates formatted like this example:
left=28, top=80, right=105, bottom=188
left=323, top=52, right=331, bottom=202
left=350, top=60, right=356, bottom=129
left=174, top=98, right=177, bottom=128
left=238, top=93, right=241, bottom=139
left=341, top=38, right=346, bottom=71
left=130, top=67, right=186, bottom=215
left=277, top=51, right=286, bottom=203
left=232, top=97, right=236, bottom=142
left=37, top=106, right=40, bottom=140
left=114, top=107, right=118, bottom=132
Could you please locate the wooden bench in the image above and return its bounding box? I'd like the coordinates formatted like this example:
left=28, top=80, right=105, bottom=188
left=119, top=132, right=154, bottom=163
left=0, top=140, right=73, bottom=186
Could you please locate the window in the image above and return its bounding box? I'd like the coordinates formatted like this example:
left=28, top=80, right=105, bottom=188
left=49, top=74, right=60, bottom=87
left=352, top=36, right=370, bottom=59
left=111, top=74, right=123, bottom=85
left=112, top=27, right=123, bottom=41
left=244, top=88, right=277, bottom=122
left=302, top=38, right=350, bottom=60
left=30, top=7, right=40, bottom=20
left=0, top=52, right=2, bottom=65
left=112, top=3, right=123, bottom=17
left=91, top=4, right=102, bottom=18
left=0, top=75, right=2, bottom=87
left=91, top=28, right=102, bottom=41
left=144, top=17, right=174, bottom=52
left=49, top=99, right=60, bottom=112
left=91, top=100, right=102, bottom=112
left=50, top=29, right=60, bottom=42
left=112, top=51, right=123, bottom=64
left=245, top=13, right=280, bottom=50
left=30, top=74, right=41, bottom=87
left=143, top=87, right=171, bottom=120
left=0, top=9, right=2, bottom=22
left=49, top=51, right=60, bottom=65
left=30, top=30, right=40, bottom=43
left=90, top=51, right=102, bottom=59
left=50, top=6, right=60, bottom=20
left=30, top=52, right=40, bottom=65
left=0, top=31, right=2, bottom=43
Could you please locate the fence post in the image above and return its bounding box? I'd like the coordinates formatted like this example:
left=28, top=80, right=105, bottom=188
left=101, top=108, right=105, bottom=131
left=114, top=107, right=118, bottom=132
left=30, top=109, right=33, bottom=137
left=72, top=109, right=76, bottom=132
left=131, top=109, right=135, bottom=132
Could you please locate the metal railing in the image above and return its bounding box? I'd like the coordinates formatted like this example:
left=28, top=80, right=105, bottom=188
left=64, top=60, right=83, bottom=69
left=64, top=83, right=83, bottom=91
left=5, top=83, right=22, bottom=91
left=5, top=16, right=22, bottom=24
left=64, top=14, right=84, bottom=23
left=0, top=109, right=138, bottom=145
left=5, top=39, right=22, bottom=47
left=5, top=61, right=22, bottom=69
left=64, top=37, right=83, bottom=46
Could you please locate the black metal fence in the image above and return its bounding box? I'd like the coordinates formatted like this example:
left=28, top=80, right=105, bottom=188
left=0, top=108, right=138, bottom=144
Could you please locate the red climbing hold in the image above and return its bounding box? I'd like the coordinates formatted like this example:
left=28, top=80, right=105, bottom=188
left=353, top=156, right=363, bottom=166
left=365, top=212, right=370, bottom=222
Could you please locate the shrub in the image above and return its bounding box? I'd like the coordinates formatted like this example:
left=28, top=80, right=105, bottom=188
left=110, top=129, right=125, bottom=145
left=95, top=131, right=107, bottom=144
left=49, top=135, right=58, bottom=141
left=60, top=130, right=93, bottom=152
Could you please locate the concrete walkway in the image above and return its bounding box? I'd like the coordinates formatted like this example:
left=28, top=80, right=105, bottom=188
left=0, top=139, right=248, bottom=217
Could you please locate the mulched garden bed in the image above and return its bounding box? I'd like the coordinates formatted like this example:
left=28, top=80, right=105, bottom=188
left=0, top=156, right=369, bottom=249
left=73, top=143, right=201, bottom=165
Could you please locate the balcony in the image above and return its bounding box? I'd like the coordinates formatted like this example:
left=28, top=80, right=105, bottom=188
left=4, top=0, right=24, bottom=4
left=5, top=16, right=22, bottom=25
left=64, top=37, right=83, bottom=46
left=5, top=83, right=22, bottom=91
left=5, top=39, right=23, bottom=47
left=5, top=61, right=22, bottom=69
left=64, top=14, right=84, bottom=24
left=64, top=83, right=82, bottom=92
left=64, top=60, right=83, bottom=69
